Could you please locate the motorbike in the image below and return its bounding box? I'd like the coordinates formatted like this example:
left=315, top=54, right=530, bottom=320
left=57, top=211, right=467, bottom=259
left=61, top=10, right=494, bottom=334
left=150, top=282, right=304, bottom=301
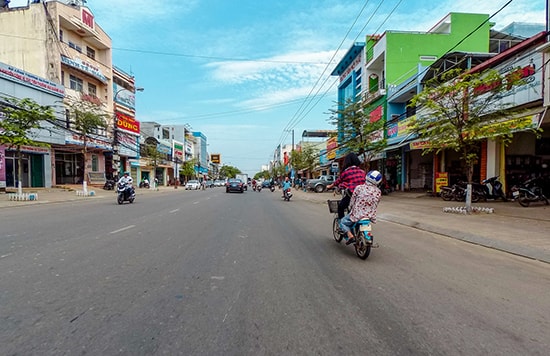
left=117, top=182, right=136, bottom=204
left=511, top=177, right=549, bottom=207
left=103, top=179, right=115, bottom=190
left=328, top=199, right=374, bottom=260
left=270, top=184, right=275, bottom=192
left=474, top=176, right=507, bottom=201
left=139, top=180, right=150, bottom=189
left=283, top=188, right=292, bottom=201
left=256, top=184, right=262, bottom=192
left=440, top=181, right=481, bottom=202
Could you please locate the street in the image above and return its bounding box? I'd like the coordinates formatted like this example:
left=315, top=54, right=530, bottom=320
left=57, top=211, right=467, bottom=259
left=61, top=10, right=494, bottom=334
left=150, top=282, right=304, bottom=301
left=1, top=188, right=549, bottom=355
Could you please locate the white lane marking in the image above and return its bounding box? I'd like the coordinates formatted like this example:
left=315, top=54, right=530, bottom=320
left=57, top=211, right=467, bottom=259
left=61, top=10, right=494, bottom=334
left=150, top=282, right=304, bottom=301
left=170, top=208, right=180, bottom=213
left=1, top=253, right=13, bottom=259
left=110, top=225, right=135, bottom=234
left=193, top=201, right=199, bottom=204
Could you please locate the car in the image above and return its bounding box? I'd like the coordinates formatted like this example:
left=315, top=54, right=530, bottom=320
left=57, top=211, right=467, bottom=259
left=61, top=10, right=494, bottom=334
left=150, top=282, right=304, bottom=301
left=226, top=178, right=244, bottom=193
left=306, top=175, right=335, bottom=193
left=214, top=180, right=225, bottom=187
left=185, top=179, right=200, bottom=190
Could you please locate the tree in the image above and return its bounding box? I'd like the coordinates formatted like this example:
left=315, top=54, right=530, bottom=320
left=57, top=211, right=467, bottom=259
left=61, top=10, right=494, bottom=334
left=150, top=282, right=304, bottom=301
left=0, top=97, right=56, bottom=195
left=290, top=145, right=317, bottom=179
left=180, top=160, right=195, bottom=182
left=67, top=97, right=108, bottom=192
left=219, top=165, right=240, bottom=179
left=144, top=143, right=164, bottom=188
left=328, top=98, right=387, bottom=171
left=409, top=68, right=539, bottom=211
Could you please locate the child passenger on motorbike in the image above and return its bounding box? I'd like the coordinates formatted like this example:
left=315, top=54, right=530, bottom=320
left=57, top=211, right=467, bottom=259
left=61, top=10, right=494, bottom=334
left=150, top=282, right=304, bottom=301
left=326, top=152, right=366, bottom=220
left=339, top=170, right=382, bottom=245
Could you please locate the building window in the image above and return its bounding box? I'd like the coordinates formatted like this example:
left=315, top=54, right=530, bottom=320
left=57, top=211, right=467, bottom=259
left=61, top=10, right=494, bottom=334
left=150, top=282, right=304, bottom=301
left=59, top=29, right=63, bottom=42
left=86, top=46, right=95, bottom=60
left=92, top=154, right=99, bottom=171
left=68, top=41, right=82, bottom=53
left=61, top=70, right=65, bottom=86
left=88, top=83, right=97, bottom=96
left=69, top=75, right=83, bottom=92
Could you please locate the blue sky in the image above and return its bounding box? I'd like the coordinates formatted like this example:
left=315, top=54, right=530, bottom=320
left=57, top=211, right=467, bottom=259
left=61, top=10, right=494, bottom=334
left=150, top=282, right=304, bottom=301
left=11, top=0, right=548, bottom=175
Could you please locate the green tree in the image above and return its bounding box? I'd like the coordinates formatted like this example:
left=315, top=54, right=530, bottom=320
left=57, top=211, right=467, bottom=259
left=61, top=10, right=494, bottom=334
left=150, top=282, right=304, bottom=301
left=409, top=68, right=539, bottom=211
left=219, top=165, right=240, bottom=179
left=0, top=97, right=56, bottom=194
left=180, top=160, right=195, bottom=182
left=67, top=97, right=108, bottom=192
left=145, top=143, right=164, bottom=188
left=328, top=98, right=387, bottom=171
left=290, top=145, right=317, bottom=179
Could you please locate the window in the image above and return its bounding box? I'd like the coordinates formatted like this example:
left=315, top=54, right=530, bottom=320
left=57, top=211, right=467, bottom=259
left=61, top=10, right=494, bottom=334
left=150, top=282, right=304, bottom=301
left=88, top=83, right=97, bottom=96
left=86, top=46, right=95, bottom=60
left=91, top=155, right=99, bottom=171
left=59, top=29, right=63, bottom=42
left=61, top=70, right=64, bottom=86
left=68, top=41, right=82, bottom=53
left=69, top=74, right=83, bottom=92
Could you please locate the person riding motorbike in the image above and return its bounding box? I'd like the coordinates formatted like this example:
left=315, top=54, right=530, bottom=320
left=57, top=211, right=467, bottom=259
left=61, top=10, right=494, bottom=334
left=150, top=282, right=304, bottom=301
left=117, top=172, right=135, bottom=195
left=282, top=176, right=292, bottom=198
left=339, top=170, right=382, bottom=245
left=326, top=152, right=366, bottom=220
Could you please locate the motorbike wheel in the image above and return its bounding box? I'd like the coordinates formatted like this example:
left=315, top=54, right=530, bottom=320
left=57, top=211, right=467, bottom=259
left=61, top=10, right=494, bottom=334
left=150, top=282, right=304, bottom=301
left=354, top=231, right=371, bottom=260
left=117, top=194, right=124, bottom=205
left=518, top=192, right=531, bottom=207
left=440, top=189, right=453, bottom=201
left=471, top=192, right=481, bottom=203
left=129, top=197, right=135, bottom=203
left=332, top=217, right=344, bottom=243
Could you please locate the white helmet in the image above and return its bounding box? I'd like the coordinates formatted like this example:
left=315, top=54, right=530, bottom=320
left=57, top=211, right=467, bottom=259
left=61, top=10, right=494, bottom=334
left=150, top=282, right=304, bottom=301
left=366, top=170, right=382, bottom=185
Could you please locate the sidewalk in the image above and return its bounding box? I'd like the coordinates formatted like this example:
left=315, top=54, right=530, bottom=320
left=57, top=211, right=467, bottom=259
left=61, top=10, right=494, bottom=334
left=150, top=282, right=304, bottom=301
left=1, top=185, right=549, bottom=264
left=291, top=188, right=550, bottom=264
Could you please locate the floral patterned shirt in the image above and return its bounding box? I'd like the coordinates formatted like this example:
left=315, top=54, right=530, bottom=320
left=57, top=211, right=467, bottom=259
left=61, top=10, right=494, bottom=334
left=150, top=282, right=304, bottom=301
left=349, top=183, right=382, bottom=223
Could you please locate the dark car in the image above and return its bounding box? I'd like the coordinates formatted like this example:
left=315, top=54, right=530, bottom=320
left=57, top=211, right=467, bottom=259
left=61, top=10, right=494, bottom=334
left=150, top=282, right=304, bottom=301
left=226, top=178, right=245, bottom=193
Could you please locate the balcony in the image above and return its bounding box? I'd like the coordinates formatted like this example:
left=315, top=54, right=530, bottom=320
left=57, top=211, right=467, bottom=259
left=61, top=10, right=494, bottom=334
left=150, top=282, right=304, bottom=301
left=362, top=87, right=387, bottom=105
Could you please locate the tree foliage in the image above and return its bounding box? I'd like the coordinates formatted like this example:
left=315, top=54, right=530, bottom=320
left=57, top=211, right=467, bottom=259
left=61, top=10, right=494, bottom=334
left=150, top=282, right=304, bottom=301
left=409, top=68, right=539, bottom=184
left=67, top=97, right=108, bottom=185
left=0, top=96, right=55, bottom=192
left=290, top=145, right=317, bottom=177
left=219, top=165, right=240, bottom=179
left=328, top=98, right=387, bottom=171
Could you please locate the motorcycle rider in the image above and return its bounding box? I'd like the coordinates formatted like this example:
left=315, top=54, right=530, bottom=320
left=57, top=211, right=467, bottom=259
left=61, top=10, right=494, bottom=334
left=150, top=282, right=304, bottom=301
left=339, top=170, right=382, bottom=245
left=117, top=171, right=135, bottom=197
left=326, top=152, right=366, bottom=221
left=282, top=176, right=292, bottom=198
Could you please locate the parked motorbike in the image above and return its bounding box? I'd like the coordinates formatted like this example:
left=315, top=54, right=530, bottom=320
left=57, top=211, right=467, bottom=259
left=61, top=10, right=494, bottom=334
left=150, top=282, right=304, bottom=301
left=103, top=179, right=115, bottom=190
left=117, top=182, right=135, bottom=204
left=139, top=180, right=150, bottom=189
left=440, top=181, right=481, bottom=202
left=511, top=177, right=549, bottom=207
left=283, top=188, right=292, bottom=201
left=328, top=199, right=374, bottom=260
left=474, top=176, right=507, bottom=201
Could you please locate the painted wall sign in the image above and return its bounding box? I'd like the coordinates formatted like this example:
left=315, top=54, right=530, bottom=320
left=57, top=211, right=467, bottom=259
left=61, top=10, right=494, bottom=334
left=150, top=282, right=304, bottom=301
left=0, top=61, right=64, bottom=97
left=61, top=55, right=107, bottom=83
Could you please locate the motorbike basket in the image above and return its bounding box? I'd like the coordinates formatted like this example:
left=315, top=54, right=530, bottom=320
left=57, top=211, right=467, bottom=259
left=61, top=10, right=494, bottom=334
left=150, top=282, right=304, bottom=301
left=327, top=200, right=340, bottom=214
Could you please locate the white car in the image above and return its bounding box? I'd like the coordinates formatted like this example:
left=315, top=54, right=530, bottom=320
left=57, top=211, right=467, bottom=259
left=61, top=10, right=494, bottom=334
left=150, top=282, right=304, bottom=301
left=185, top=180, right=200, bottom=190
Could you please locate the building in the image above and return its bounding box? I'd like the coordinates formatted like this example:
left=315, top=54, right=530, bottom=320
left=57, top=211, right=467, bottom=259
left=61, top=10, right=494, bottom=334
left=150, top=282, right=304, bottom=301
left=0, top=1, right=114, bottom=186
left=0, top=61, right=65, bottom=189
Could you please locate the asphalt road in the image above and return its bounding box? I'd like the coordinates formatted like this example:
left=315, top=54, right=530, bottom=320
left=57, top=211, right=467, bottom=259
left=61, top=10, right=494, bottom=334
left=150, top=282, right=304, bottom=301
left=1, top=188, right=549, bottom=355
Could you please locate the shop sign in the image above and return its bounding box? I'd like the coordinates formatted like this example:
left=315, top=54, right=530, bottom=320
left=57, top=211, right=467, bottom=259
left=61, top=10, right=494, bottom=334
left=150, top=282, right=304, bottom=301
left=210, top=153, right=221, bottom=164
left=0, top=146, right=5, bottom=187
left=61, top=55, right=107, bottom=83
left=0, top=61, right=64, bottom=97
left=116, top=112, right=140, bottom=135
left=435, top=172, right=449, bottom=193
left=66, top=134, right=111, bottom=150
left=173, top=141, right=184, bottom=161
left=340, top=54, right=362, bottom=81
left=410, top=140, right=431, bottom=150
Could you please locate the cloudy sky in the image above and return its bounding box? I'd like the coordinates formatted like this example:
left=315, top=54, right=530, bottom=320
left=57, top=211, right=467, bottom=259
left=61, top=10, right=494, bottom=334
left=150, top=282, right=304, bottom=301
left=10, top=0, right=548, bottom=175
